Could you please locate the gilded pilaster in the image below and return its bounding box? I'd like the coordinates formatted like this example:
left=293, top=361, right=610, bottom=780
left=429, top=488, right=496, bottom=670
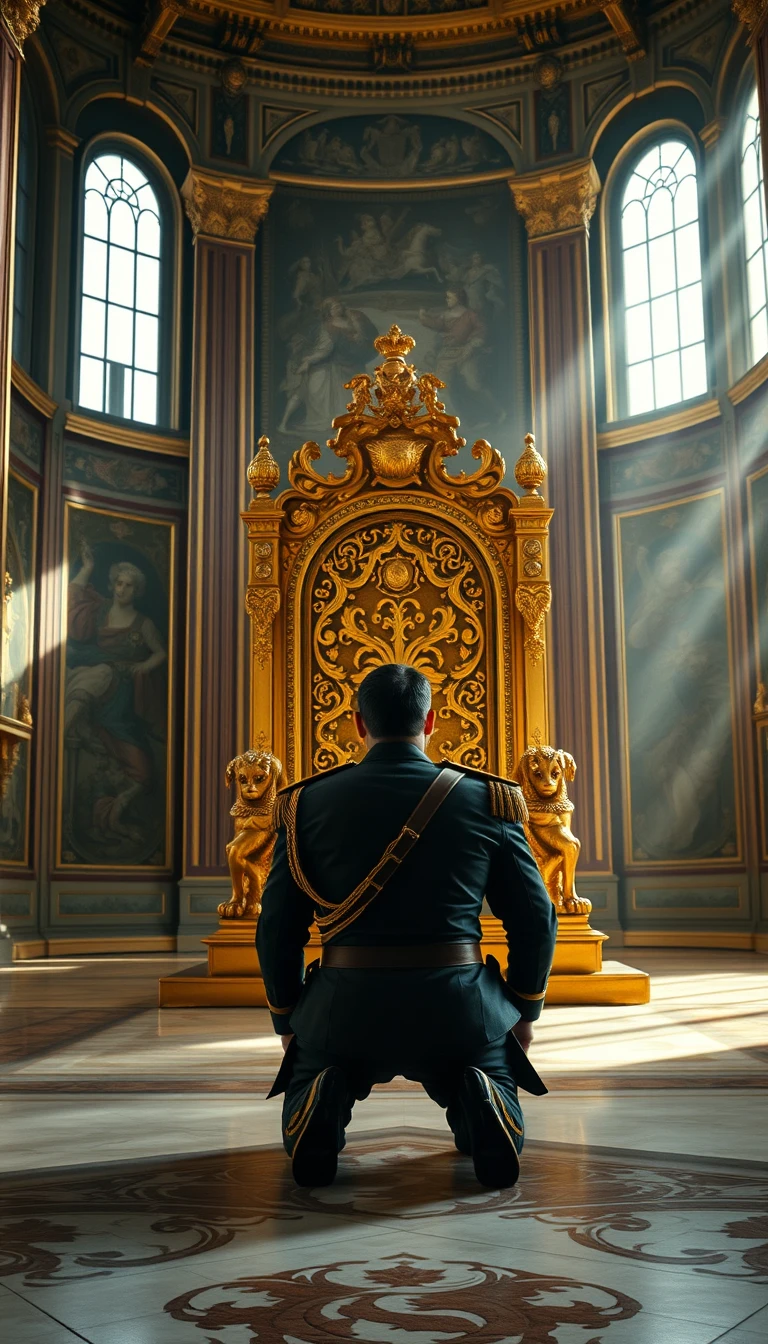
left=181, top=169, right=274, bottom=909
left=510, top=159, right=613, bottom=882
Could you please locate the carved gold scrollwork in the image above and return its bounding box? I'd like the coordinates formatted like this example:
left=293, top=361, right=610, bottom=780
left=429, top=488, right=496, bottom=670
left=0, top=0, right=45, bottom=50
left=515, top=583, right=552, bottom=664
left=310, top=519, right=488, bottom=773
left=245, top=587, right=280, bottom=668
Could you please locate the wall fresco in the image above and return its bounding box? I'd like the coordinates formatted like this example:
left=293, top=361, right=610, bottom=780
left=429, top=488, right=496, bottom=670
left=603, top=427, right=724, bottom=500
left=272, top=115, right=511, bottom=180
left=59, top=503, right=174, bottom=869
left=9, top=397, right=43, bottom=473
left=616, top=491, right=738, bottom=864
left=63, top=441, right=187, bottom=506
left=260, top=182, right=527, bottom=469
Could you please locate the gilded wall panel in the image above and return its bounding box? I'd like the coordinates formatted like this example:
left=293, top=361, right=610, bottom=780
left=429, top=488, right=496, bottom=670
left=260, top=182, right=527, bottom=473
left=615, top=491, right=739, bottom=866
left=57, top=502, right=176, bottom=871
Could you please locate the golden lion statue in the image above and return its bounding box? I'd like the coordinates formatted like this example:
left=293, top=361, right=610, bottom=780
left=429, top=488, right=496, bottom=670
left=515, top=746, right=592, bottom=916
left=220, top=749, right=287, bottom=919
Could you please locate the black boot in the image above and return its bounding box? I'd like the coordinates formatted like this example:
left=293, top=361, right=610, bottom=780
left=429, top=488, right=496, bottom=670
left=286, top=1066, right=349, bottom=1188
left=458, top=1067, right=522, bottom=1189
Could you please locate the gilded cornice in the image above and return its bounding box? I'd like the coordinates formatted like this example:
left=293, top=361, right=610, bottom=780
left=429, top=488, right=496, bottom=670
left=510, top=159, right=601, bottom=238
left=1, top=0, right=46, bottom=50
left=181, top=167, right=273, bottom=242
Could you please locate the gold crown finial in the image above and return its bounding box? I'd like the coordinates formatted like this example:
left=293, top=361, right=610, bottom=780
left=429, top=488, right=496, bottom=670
left=247, top=435, right=280, bottom=499
left=374, top=325, right=416, bottom=360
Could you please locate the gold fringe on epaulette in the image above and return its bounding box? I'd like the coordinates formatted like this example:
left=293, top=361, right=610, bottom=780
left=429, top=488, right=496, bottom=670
left=488, top=779, right=529, bottom=824
left=273, top=792, right=291, bottom=831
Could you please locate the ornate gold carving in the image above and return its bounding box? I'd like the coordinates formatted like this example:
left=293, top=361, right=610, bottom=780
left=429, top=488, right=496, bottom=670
left=516, top=746, right=591, bottom=916
left=310, top=520, right=488, bottom=773
left=732, top=1, right=768, bottom=33
left=245, top=587, right=280, bottom=668
left=247, top=435, right=280, bottom=499
left=135, top=0, right=184, bottom=67
left=510, top=160, right=601, bottom=239
left=181, top=168, right=273, bottom=243
left=221, top=750, right=286, bottom=918
left=515, top=432, right=547, bottom=498
left=515, top=583, right=551, bottom=663
left=0, top=0, right=46, bottom=49
left=285, top=324, right=505, bottom=506
left=755, top=682, right=768, bottom=715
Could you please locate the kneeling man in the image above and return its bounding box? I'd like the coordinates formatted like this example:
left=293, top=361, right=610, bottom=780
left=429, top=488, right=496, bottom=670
left=257, top=663, right=557, bottom=1189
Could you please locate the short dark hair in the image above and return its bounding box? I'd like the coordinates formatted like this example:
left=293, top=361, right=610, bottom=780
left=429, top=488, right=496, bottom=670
left=356, top=664, right=432, bottom=739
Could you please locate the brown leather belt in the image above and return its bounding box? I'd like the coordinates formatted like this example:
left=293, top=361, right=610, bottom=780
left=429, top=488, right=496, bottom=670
left=321, top=942, right=483, bottom=970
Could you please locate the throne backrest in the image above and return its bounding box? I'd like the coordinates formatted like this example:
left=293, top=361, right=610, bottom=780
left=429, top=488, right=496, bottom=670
left=243, top=325, right=553, bottom=782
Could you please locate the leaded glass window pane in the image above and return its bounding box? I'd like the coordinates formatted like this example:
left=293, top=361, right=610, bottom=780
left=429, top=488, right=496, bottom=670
left=741, top=89, right=768, bottom=365
left=78, top=152, right=162, bottom=424
left=620, top=140, right=708, bottom=416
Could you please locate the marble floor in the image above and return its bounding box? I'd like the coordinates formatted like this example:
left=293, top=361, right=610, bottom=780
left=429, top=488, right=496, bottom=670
left=0, top=949, right=767, bottom=1342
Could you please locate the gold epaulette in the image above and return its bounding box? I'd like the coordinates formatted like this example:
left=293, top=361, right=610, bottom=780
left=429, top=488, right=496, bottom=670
left=453, top=764, right=529, bottom=824
left=273, top=762, right=356, bottom=830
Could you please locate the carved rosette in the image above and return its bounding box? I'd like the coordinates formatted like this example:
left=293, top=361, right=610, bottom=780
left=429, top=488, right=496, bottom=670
left=511, top=161, right=601, bottom=239
left=246, top=587, right=280, bottom=668
left=181, top=168, right=273, bottom=243
left=515, top=582, right=552, bottom=664
left=0, top=0, right=46, bottom=50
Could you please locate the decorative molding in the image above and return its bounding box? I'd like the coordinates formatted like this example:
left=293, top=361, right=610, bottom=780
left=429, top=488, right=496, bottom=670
left=0, top=0, right=46, bottom=51
left=245, top=587, right=280, bottom=669
left=474, top=100, right=522, bottom=146
left=64, top=411, right=190, bottom=458
left=699, top=115, right=726, bottom=149
left=135, top=0, right=185, bottom=69
left=510, top=159, right=601, bottom=239
left=597, top=1, right=647, bottom=61
left=259, top=104, right=313, bottom=152
left=515, top=582, right=552, bottom=664
left=728, top=352, right=768, bottom=405
left=597, top=398, right=721, bottom=448
left=45, top=126, right=80, bottom=157
left=181, top=167, right=273, bottom=243
left=11, top=361, right=57, bottom=419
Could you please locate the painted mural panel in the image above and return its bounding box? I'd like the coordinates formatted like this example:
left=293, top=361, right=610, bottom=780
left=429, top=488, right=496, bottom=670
left=9, top=397, right=43, bottom=474
left=272, top=115, right=510, bottom=181
left=0, top=472, right=37, bottom=866
left=260, top=183, right=526, bottom=468
left=604, top=427, right=724, bottom=501
left=616, top=491, right=738, bottom=864
left=63, top=440, right=187, bottom=506
left=59, top=503, right=175, bottom=869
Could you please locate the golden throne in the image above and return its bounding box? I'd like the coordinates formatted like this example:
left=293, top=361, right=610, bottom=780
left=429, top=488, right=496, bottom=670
left=159, top=326, right=649, bottom=1006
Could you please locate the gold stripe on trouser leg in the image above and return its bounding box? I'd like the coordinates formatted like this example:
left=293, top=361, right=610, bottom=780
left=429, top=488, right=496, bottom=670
left=285, top=1069, right=328, bottom=1139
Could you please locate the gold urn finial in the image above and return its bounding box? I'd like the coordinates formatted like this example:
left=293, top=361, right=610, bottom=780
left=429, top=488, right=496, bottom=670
left=515, top=432, right=547, bottom=498
left=247, top=435, right=280, bottom=499
left=374, top=324, right=416, bottom=360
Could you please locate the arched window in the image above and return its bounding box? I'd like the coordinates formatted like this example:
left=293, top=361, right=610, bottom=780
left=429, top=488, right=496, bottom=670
left=741, top=88, right=768, bottom=365
left=620, top=139, right=707, bottom=416
left=77, top=151, right=163, bottom=425
left=12, top=85, right=37, bottom=369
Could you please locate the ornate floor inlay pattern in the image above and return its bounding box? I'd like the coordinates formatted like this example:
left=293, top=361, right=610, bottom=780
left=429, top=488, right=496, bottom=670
left=1, top=1130, right=767, bottom=1341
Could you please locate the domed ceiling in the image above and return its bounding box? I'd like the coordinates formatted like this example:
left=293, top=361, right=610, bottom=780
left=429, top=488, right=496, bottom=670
left=56, top=0, right=655, bottom=87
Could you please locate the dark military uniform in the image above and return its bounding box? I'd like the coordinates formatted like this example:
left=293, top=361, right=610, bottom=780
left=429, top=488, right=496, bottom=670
left=256, top=740, right=557, bottom=1174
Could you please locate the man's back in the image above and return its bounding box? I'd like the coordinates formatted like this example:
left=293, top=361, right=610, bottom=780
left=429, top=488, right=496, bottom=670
left=255, top=661, right=557, bottom=1191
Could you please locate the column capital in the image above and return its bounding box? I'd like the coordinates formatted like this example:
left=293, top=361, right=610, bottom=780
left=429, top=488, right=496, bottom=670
left=0, top=0, right=46, bottom=52
left=510, top=159, right=601, bottom=240
left=732, top=0, right=768, bottom=35
left=700, top=117, right=727, bottom=151
left=45, top=126, right=80, bottom=158
left=181, top=168, right=273, bottom=244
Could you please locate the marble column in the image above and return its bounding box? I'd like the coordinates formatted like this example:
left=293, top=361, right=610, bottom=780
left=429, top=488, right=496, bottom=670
left=179, top=169, right=272, bottom=943
left=510, top=160, right=616, bottom=914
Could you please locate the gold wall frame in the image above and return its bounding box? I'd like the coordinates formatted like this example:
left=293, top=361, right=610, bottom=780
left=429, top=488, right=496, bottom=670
left=242, top=325, right=552, bottom=780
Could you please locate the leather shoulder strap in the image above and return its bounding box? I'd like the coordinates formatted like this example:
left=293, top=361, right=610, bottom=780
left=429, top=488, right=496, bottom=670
left=314, top=767, right=464, bottom=943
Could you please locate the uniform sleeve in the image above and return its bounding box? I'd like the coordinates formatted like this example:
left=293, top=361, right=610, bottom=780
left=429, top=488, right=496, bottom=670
left=256, top=824, right=314, bottom=1033
left=485, top=819, right=558, bottom=1021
